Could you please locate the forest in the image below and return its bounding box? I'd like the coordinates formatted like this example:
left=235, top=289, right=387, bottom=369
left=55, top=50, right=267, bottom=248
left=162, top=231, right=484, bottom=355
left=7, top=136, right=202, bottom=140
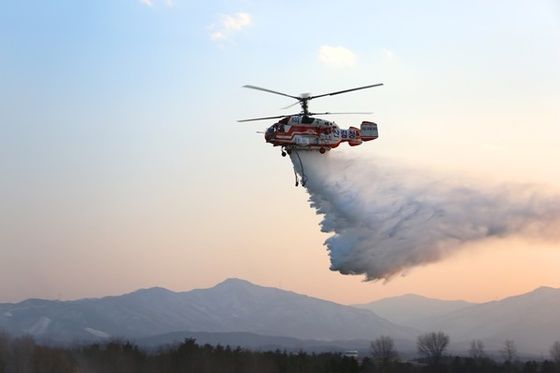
left=1, top=331, right=560, bottom=373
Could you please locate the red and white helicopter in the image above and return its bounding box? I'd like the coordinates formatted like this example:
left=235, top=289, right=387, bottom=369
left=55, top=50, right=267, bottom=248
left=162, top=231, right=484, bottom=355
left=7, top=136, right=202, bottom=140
left=238, top=83, right=383, bottom=186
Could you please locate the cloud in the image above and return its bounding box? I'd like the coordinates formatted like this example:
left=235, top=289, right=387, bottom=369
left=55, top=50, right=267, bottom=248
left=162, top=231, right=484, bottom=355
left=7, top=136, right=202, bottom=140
left=140, top=0, right=173, bottom=7
left=318, top=45, right=358, bottom=68
left=209, top=12, right=252, bottom=43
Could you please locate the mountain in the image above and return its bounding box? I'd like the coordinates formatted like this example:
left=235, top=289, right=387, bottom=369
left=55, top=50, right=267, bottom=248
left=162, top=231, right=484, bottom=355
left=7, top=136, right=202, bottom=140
left=417, top=286, right=560, bottom=353
left=353, top=294, right=473, bottom=327
left=0, top=278, right=415, bottom=344
left=3, top=280, right=559, bottom=354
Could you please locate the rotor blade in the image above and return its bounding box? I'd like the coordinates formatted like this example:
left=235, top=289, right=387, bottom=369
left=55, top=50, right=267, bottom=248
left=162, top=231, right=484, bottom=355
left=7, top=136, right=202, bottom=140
left=309, top=111, right=373, bottom=116
left=281, top=101, right=301, bottom=110
left=237, top=114, right=292, bottom=123
left=309, top=83, right=383, bottom=100
left=243, top=85, right=301, bottom=100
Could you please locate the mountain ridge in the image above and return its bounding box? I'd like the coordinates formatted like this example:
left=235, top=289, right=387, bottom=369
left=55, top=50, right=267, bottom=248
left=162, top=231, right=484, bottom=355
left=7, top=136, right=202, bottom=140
left=0, top=277, right=416, bottom=344
left=2, top=279, right=560, bottom=354
left=353, top=293, right=475, bottom=327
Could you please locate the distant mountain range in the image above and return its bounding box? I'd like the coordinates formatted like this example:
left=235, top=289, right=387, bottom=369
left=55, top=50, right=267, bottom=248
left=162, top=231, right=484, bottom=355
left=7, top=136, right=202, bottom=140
left=1, top=279, right=559, bottom=354
left=353, top=294, right=474, bottom=327
left=417, top=286, right=560, bottom=353
left=0, top=278, right=414, bottom=345
left=354, top=287, right=560, bottom=354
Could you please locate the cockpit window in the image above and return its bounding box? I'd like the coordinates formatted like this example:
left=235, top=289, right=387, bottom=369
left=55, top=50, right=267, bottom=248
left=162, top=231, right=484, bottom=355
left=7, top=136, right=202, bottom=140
left=302, top=116, right=315, bottom=124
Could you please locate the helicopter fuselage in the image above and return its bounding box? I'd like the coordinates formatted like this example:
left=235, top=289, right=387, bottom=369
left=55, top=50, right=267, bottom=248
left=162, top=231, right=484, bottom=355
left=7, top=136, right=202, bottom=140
left=265, top=115, right=378, bottom=153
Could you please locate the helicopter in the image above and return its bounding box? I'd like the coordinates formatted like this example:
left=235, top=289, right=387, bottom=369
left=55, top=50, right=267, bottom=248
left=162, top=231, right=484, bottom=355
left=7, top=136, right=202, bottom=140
left=238, top=83, right=383, bottom=186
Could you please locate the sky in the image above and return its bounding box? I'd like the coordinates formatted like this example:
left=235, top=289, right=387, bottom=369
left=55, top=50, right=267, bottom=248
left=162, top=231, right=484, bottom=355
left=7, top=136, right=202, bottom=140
left=1, top=0, right=559, bottom=304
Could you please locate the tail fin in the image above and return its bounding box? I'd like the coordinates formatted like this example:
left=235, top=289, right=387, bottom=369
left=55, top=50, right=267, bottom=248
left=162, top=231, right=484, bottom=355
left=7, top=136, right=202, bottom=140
left=360, top=121, right=378, bottom=141
left=348, top=126, right=362, bottom=146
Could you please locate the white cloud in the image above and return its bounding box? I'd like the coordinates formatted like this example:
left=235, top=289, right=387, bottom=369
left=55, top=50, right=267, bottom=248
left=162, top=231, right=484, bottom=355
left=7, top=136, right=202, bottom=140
left=210, top=31, right=226, bottom=42
left=317, top=45, right=358, bottom=68
left=221, top=13, right=251, bottom=31
left=209, top=12, right=252, bottom=43
left=140, top=0, right=173, bottom=7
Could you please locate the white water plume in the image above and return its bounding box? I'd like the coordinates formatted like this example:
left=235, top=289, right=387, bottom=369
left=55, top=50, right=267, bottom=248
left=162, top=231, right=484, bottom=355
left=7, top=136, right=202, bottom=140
left=291, top=151, right=560, bottom=281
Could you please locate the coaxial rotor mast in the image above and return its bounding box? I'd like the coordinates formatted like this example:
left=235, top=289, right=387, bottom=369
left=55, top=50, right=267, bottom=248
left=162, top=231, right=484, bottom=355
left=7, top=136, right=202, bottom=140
left=238, top=83, right=383, bottom=122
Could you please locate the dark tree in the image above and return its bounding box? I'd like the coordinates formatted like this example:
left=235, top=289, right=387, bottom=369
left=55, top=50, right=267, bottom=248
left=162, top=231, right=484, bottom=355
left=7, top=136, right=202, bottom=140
left=550, top=341, right=560, bottom=365
left=370, top=335, right=399, bottom=368
left=417, top=331, right=449, bottom=365
left=468, top=339, right=486, bottom=360
left=502, top=339, right=518, bottom=364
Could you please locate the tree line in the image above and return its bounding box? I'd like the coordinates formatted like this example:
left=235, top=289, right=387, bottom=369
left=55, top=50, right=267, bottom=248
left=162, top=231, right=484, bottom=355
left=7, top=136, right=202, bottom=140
left=1, top=330, right=560, bottom=373
left=371, top=332, right=560, bottom=372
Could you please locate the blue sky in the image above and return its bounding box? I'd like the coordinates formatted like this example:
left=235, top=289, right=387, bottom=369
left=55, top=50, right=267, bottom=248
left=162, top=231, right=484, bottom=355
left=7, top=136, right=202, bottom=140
left=1, top=0, right=559, bottom=302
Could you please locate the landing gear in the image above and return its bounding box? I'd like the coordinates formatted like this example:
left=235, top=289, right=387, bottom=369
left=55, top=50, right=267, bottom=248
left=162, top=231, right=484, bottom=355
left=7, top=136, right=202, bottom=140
left=281, top=151, right=287, bottom=157
left=319, top=147, right=326, bottom=154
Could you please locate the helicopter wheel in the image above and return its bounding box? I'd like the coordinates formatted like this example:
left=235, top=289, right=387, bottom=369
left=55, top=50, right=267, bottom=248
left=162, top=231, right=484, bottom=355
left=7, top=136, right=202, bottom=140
left=281, top=151, right=287, bottom=157
left=319, top=147, right=326, bottom=154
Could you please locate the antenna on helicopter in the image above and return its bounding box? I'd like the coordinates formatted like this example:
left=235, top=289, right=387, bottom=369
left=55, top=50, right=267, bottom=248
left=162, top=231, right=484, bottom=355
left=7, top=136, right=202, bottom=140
left=240, top=83, right=383, bottom=120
